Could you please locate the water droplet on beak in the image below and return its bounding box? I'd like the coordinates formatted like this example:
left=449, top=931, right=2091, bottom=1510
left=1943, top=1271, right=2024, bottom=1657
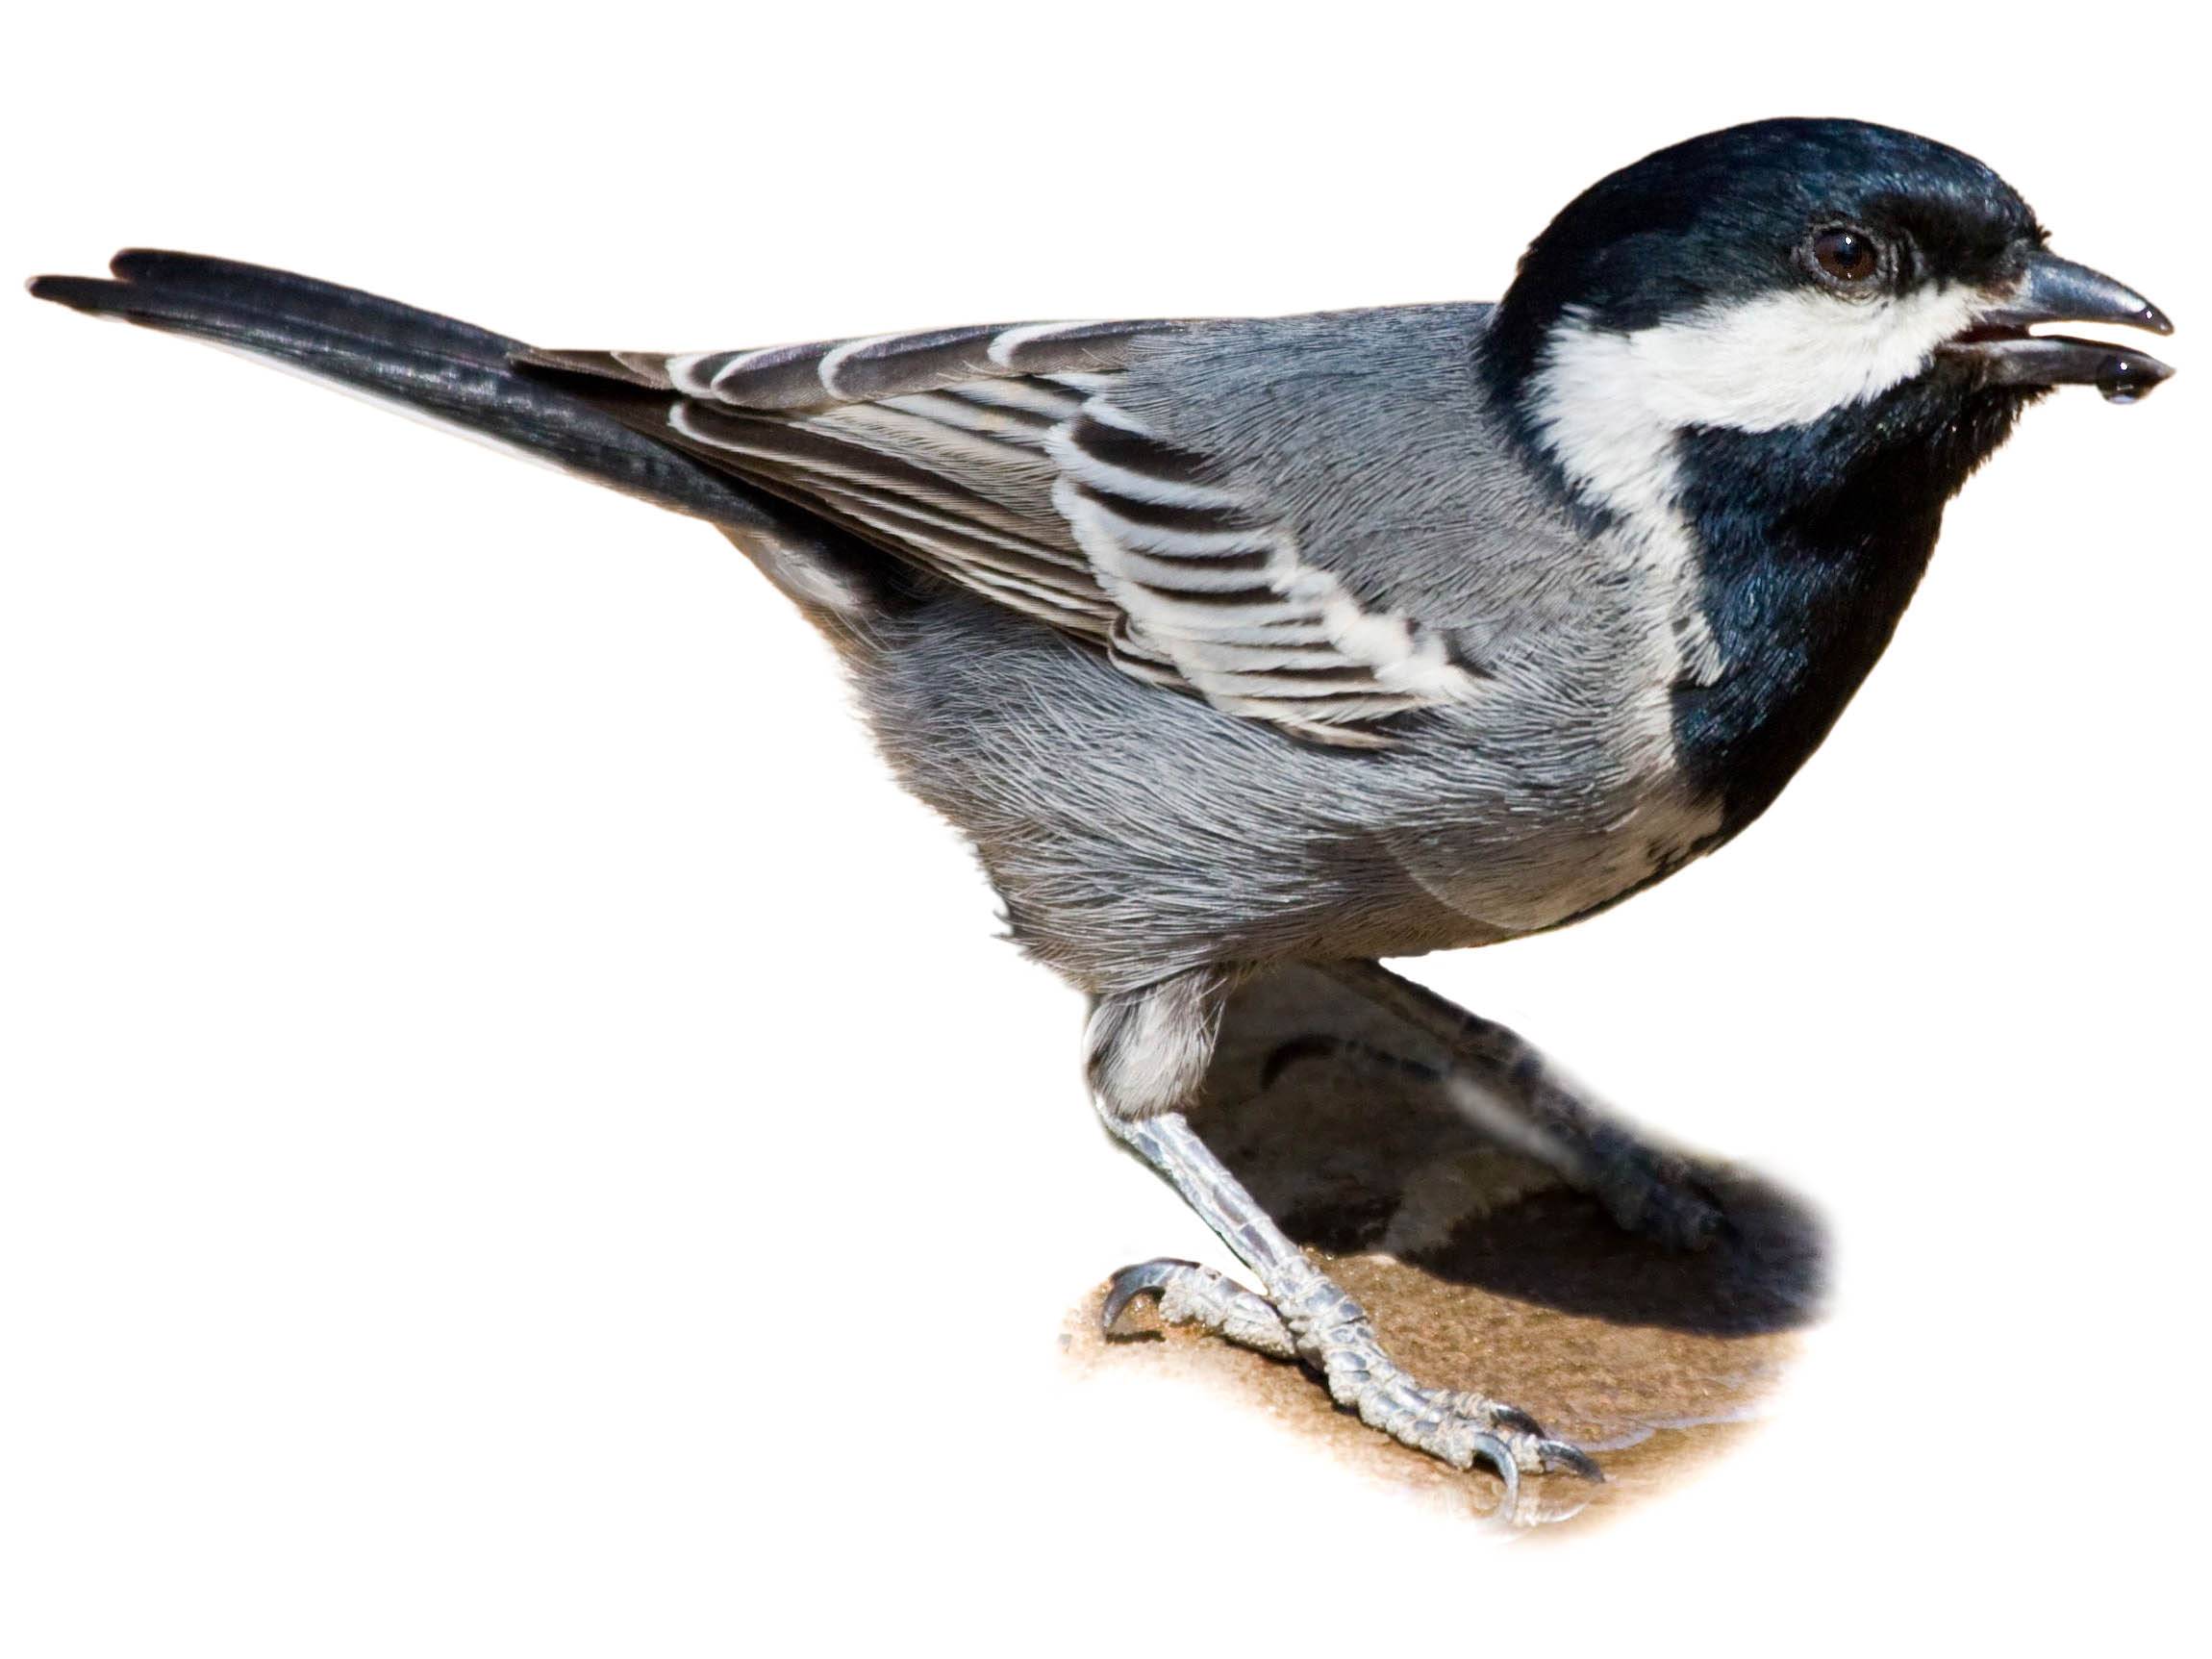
left=2098, top=353, right=2168, bottom=403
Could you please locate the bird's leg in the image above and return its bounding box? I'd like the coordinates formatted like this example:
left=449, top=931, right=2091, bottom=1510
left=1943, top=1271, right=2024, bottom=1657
left=1309, top=959, right=1725, bottom=1249
left=1088, top=970, right=1598, bottom=1498
left=1101, top=1113, right=1599, bottom=1498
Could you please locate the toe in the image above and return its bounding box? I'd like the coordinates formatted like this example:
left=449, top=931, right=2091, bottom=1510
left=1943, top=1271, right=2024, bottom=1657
left=1101, top=1258, right=1200, bottom=1332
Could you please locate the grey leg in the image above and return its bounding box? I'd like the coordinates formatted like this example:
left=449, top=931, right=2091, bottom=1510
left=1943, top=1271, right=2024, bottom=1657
left=1102, top=1112, right=1599, bottom=1504
left=1086, top=967, right=1602, bottom=1498
left=1312, top=959, right=1726, bottom=1249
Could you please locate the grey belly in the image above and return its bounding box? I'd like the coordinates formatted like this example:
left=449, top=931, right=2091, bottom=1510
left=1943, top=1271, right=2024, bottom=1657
left=856, top=592, right=1718, bottom=992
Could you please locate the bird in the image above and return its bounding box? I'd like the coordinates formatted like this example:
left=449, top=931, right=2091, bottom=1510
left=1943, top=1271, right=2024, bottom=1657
left=29, top=116, right=2175, bottom=1504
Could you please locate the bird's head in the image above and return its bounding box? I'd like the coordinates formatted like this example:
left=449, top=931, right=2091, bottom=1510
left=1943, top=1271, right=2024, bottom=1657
left=1488, top=117, right=2174, bottom=518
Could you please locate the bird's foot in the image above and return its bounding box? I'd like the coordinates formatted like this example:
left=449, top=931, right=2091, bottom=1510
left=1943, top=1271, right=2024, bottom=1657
left=1103, top=1255, right=1599, bottom=1509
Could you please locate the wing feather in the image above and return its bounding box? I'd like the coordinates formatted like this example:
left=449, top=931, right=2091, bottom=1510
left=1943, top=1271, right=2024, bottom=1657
left=529, top=318, right=1481, bottom=744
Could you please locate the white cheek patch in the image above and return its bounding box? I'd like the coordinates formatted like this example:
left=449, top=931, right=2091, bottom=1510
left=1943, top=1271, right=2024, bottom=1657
left=1702, top=285, right=1990, bottom=425
left=1547, top=284, right=1990, bottom=439
left=1528, top=283, right=1995, bottom=521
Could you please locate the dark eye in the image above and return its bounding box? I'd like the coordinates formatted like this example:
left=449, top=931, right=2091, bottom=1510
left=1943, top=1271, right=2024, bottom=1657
left=1811, top=226, right=1882, bottom=285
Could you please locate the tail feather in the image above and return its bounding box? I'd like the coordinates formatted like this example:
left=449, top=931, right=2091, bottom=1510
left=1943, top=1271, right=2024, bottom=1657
left=27, top=250, right=882, bottom=598
left=88, top=248, right=526, bottom=369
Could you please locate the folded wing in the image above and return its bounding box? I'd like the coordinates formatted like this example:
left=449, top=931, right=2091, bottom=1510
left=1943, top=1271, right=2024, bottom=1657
left=527, top=318, right=1481, bottom=746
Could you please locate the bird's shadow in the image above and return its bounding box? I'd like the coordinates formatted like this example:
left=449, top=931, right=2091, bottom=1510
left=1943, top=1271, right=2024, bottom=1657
left=1191, top=965, right=1826, bottom=1339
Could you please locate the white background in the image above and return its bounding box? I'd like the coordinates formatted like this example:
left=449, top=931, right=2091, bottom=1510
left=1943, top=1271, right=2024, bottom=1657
left=4, top=5, right=2204, bottom=1652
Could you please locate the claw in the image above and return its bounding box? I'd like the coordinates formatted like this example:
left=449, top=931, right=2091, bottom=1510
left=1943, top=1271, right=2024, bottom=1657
left=1468, top=1431, right=1521, bottom=1518
left=1489, top=1402, right=1546, bottom=1438
left=1101, top=1258, right=1201, bottom=1333
left=1536, top=1439, right=1606, bottom=1483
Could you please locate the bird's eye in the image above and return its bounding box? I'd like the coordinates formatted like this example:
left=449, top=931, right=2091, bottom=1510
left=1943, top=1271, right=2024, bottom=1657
left=1810, top=226, right=1883, bottom=286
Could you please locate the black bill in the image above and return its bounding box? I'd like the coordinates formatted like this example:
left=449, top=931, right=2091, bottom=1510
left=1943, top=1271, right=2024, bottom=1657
left=1940, top=248, right=2176, bottom=401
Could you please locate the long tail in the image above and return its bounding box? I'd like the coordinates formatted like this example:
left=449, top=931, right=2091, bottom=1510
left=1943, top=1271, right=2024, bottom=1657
left=28, top=250, right=886, bottom=614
